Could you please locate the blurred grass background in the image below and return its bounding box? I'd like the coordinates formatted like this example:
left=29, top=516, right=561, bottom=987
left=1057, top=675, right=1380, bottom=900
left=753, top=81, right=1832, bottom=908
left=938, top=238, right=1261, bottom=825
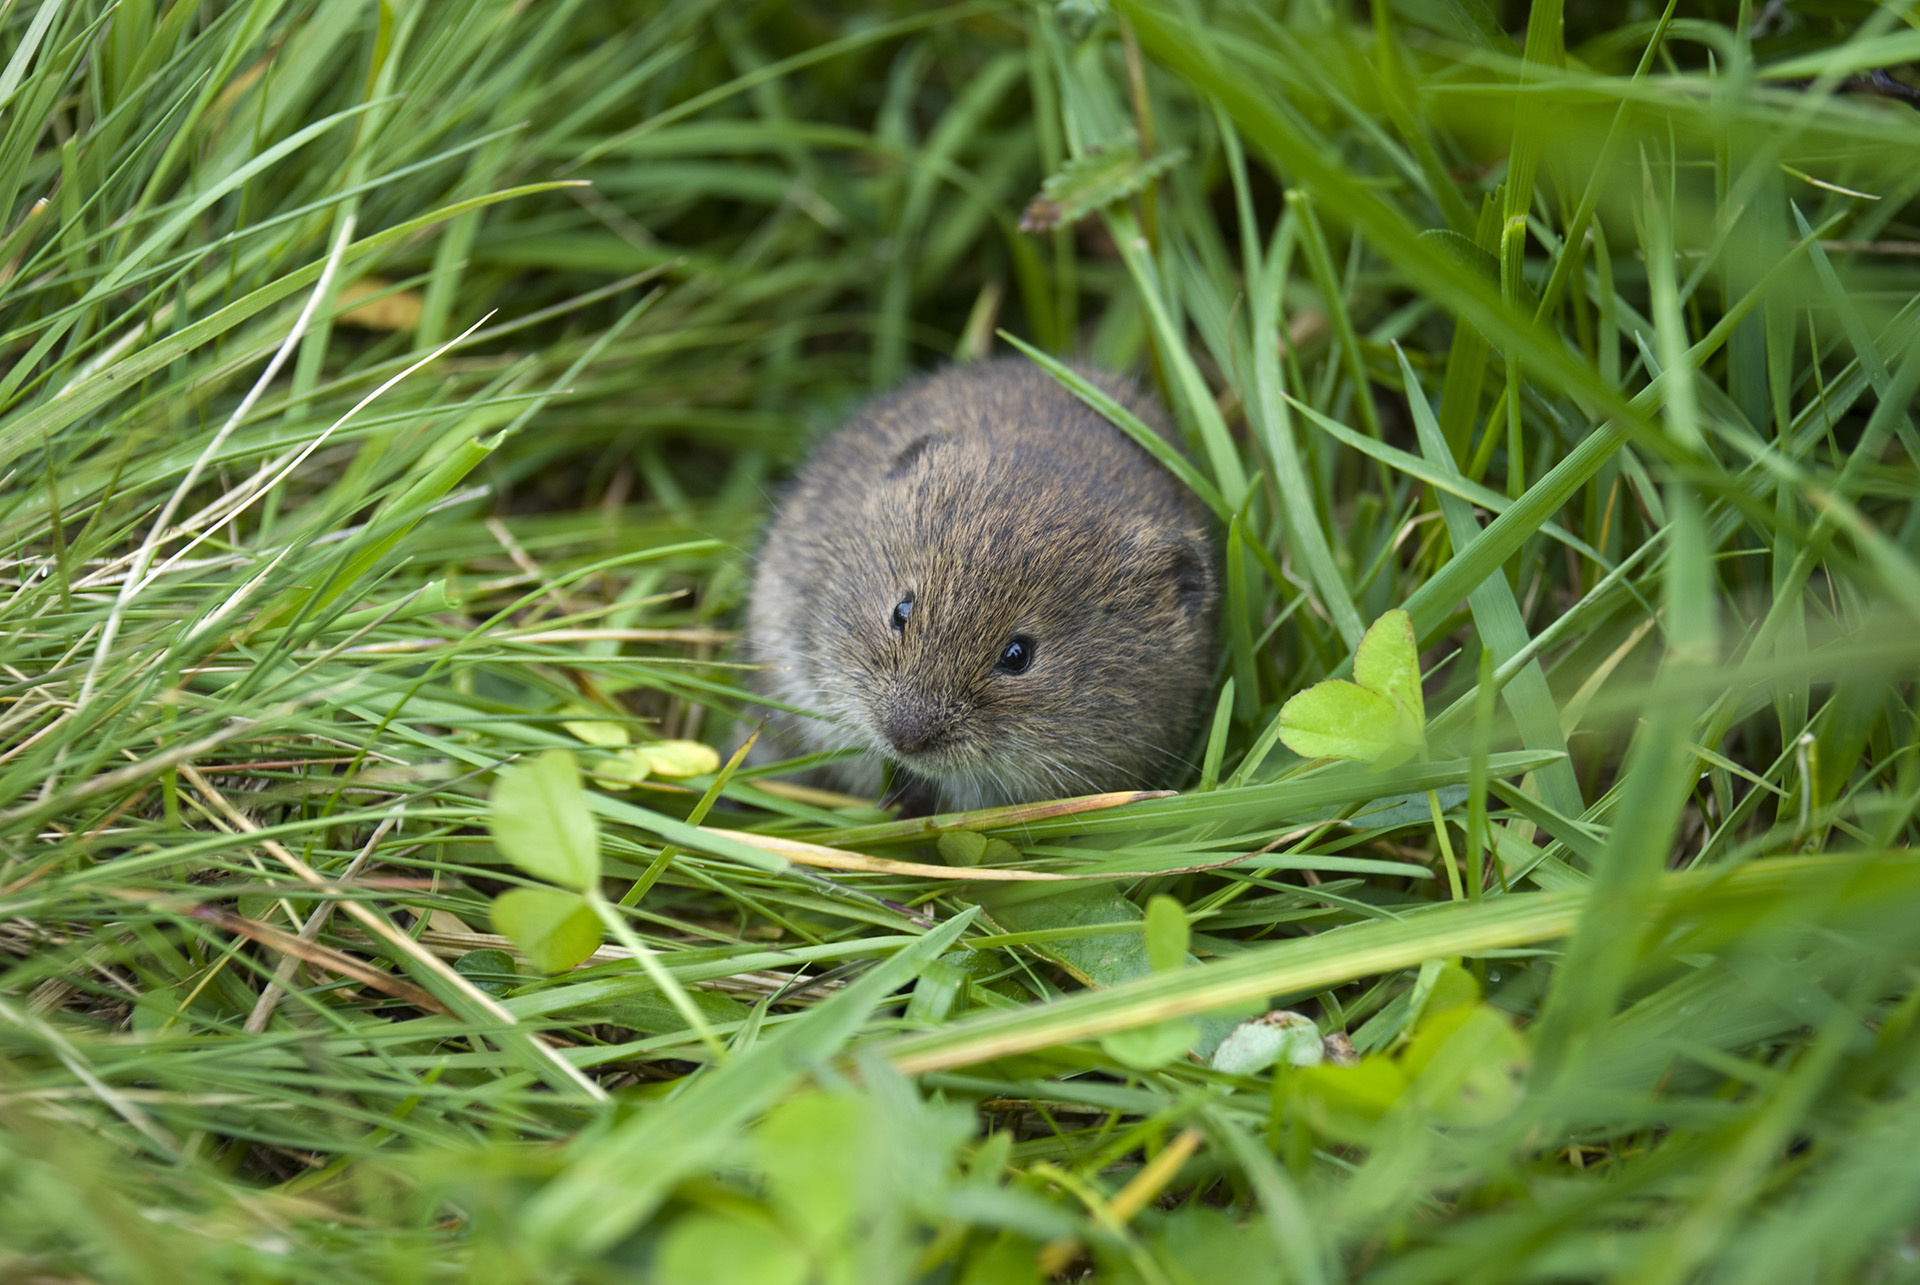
left=2, top=0, right=1919, bottom=1281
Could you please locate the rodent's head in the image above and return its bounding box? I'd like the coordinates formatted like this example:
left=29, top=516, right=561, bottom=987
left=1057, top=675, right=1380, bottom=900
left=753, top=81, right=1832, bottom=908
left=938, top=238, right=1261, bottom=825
left=799, top=434, right=1217, bottom=805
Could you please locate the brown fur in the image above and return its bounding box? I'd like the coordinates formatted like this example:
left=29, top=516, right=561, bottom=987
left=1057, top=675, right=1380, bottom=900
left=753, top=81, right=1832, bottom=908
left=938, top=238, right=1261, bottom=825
left=746, top=358, right=1219, bottom=808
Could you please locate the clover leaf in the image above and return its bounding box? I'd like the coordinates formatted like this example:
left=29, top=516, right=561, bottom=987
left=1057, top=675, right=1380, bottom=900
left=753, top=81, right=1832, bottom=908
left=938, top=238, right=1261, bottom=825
left=491, top=887, right=603, bottom=974
left=1278, top=609, right=1427, bottom=766
left=489, top=748, right=601, bottom=891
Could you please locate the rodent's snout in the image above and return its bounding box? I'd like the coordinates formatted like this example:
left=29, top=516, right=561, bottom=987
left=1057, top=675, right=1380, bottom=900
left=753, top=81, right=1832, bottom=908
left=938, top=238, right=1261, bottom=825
left=879, top=695, right=961, bottom=757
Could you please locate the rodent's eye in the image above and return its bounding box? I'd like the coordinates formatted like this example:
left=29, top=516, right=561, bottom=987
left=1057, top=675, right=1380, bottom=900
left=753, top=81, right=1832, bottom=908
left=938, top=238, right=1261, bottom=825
left=891, top=598, right=912, bottom=632
left=995, top=636, right=1035, bottom=674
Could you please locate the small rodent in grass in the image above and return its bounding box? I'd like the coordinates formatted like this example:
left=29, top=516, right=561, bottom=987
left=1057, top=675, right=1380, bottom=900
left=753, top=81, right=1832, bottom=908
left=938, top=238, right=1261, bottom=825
left=746, top=357, right=1219, bottom=810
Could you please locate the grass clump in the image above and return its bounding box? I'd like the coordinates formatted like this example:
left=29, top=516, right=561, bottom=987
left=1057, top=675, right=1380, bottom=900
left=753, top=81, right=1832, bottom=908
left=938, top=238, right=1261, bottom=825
left=3, top=1, right=1919, bottom=1282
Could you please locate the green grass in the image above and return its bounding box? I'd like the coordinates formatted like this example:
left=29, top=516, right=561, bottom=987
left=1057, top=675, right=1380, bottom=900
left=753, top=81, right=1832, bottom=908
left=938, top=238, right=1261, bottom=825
left=3, top=1, right=1919, bottom=1281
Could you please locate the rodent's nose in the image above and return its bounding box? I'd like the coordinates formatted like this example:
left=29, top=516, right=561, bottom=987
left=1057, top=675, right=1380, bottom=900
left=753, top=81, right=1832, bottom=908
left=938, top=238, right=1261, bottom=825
left=883, top=705, right=946, bottom=756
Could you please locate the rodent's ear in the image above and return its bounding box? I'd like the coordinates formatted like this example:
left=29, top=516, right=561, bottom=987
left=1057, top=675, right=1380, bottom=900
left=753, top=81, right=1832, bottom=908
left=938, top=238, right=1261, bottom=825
left=886, top=434, right=942, bottom=479
left=1153, top=532, right=1216, bottom=622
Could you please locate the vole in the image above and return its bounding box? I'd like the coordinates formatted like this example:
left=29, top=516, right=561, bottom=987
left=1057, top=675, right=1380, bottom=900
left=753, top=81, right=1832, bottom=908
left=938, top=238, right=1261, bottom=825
left=746, top=357, right=1218, bottom=811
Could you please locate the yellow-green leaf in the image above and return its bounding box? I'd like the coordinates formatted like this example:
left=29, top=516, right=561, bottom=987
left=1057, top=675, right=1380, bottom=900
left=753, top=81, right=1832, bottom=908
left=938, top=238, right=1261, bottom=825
left=1409, top=959, right=1480, bottom=1032
left=1354, top=607, right=1425, bottom=730
left=1100, top=1018, right=1198, bottom=1070
left=636, top=740, right=722, bottom=778
left=937, top=831, right=1020, bottom=868
left=492, top=888, right=602, bottom=973
left=1277, top=680, right=1402, bottom=762
left=489, top=749, right=601, bottom=890
left=561, top=704, right=630, bottom=748
left=1279, top=608, right=1429, bottom=766
left=1291, top=1055, right=1410, bottom=1143
left=1402, top=1004, right=1530, bottom=1126
left=938, top=831, right=988, bottom=867
left=653, top=1209, right=808, bottom=1285
left=1144, top=894, right=1189, bottom=974
left=588, top=749, right=652, bottom=790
